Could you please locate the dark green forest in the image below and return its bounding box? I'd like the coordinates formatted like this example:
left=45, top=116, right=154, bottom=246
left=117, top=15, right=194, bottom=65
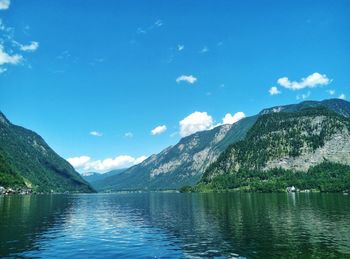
left=184, top=162, right=350, bottom=193
left=0, top=148, right=25, bottom=187
left=0, top=112, right=94, bottom=193
left=189, top=107, right=350, bottom=193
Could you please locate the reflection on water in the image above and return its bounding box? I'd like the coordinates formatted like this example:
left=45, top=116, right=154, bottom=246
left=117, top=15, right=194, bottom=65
left=0, top=193, right=349, bottom=258
left=0, top=195, right=72, bottom=256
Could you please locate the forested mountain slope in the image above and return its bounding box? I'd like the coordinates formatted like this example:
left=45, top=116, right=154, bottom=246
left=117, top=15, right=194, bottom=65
left=0, top=112, right=94, bottom=193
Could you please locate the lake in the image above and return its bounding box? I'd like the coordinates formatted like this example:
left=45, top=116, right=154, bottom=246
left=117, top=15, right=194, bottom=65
left=0, top=192, right=349, bottom=258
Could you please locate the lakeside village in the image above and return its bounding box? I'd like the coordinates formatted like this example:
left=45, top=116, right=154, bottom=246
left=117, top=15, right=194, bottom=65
left=1, top=185, right=349, bottom=195
left=0, top=186, right=73, bottom=195
left=0, top=186, right=33, bottom=195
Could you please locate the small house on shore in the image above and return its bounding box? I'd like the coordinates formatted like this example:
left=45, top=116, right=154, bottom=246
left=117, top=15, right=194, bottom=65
left=287, top=186, right=296, bottom=192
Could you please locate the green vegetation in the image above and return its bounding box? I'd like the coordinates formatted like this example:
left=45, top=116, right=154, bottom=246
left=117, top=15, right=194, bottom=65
left=202, top=107, right=350, bottom=182
left=84, top=99, right=350, bottom=191
left=190, top=162, right=350, bottom=193
left=84, top=169, right=126, bottom=191
left=195, top=106, right=350, bottom=193
left=259, top=98, right=350, bottom=118
left=179, top=185, right=193, bottom=193
left=96, top=116, right=258, bottom=191
left=2, top=99, right=350, bottom=193
left=0, top=148, right=25, bottom=187
left=0, top=112, right=94, bottom=193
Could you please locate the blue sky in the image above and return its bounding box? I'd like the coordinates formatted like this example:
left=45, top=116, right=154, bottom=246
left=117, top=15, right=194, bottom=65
left=0, top=0, right=349, bottom=173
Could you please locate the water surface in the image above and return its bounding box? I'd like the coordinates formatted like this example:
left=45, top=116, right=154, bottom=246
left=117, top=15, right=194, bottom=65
left=0, top=193, right=349, bottom=258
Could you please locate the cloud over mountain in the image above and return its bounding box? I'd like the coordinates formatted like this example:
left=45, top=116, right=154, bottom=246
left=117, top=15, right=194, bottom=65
left=67, top=155, right=147, bottom=173
left=277, top=72, right=330, bottom=90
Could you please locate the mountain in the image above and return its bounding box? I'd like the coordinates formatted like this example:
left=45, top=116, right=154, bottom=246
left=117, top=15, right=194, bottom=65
left=98, top=99, right=350, bottom=191
left=199, top=106, right=350, bottom=192
left=82, top=169, right=126, bottom=190
left=0, top=146, right=25, bottom=187
left=259, top=98, right=350, bottom=117
left=82, top=172, right=106, bottom=183
left=97, top=116, right=258, bottom=191
left=0, top=112, right=94, bottom=193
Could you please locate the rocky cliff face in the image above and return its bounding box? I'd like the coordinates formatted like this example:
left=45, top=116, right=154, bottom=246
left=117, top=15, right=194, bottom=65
left=203, top=107, right=350, bottom=182
left=97, top=116, right=258, bottom=191
left=97, top=99, right=350, bottom=191
left=265, top=131, right=350, bottom=171
left=150, top=124, right=232, bottom=178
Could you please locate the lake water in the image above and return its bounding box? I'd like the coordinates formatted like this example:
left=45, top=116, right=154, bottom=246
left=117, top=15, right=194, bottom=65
left=0, top=193, right=349, bottom=258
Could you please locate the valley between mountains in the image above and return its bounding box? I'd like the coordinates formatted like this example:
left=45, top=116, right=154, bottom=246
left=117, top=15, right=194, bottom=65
left=1, top=99, right=350, bottom=194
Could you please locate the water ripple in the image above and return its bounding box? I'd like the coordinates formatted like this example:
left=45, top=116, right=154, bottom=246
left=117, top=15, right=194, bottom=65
left=0, top=193, right=349, bottom=258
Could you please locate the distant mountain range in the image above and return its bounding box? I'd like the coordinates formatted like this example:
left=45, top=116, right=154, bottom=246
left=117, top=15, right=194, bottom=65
left=0, top=112, right=94, bottom=193
left=96, top=99, right=350, bottom=191
left=82, top=169, right=126, bottom=190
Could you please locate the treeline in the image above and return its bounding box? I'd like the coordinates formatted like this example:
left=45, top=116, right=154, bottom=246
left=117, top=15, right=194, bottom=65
left=0, top=148, right=25, bottom=187
left=202, top=107, right=350, bottom=182
left=181, top=162, right=350, bottom=193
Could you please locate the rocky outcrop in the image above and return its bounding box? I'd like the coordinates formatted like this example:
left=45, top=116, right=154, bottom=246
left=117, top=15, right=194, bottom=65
left=97, top=99, right=350, bottom=191
left=203, top=106, right=350, bottom=182
left=95, top=116, right=258, bottom=191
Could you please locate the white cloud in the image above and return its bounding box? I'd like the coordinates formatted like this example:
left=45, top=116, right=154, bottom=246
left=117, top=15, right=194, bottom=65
left=90, top=131, right=103, bottom=137
left=67, top=156, right=91, bottom=168
left=0, top=12, right=38, bottom=74
left=124, top=132, right=133, bottom=138
left=327, top=89, right=335, bottom=95
left=222, top=112, right=246, bottom=125
left=177, top=44, right=184, bottom=51
left=277, top=72, right=330, bottom=90
left=178, top=110, right=246, bottom=137
left=179, top=111, right=213, bottom=137
left=151, top=125, right=167, bottom=135
left=339, top=94, right=346, bottom=100
left=269, top=86, right=281, bottom=96
left=134, top=155, right=148, bottom=164
left=0, top=0, right=10, bottom=10
left=67, top=155, right=148, bottom=173
left=176, top=75, right=197, bottom=84
left=0, top=45, right=22, bottom=66
left=86, top=156, right=138, bottom=171
left=20, top=41, right=39, bottom=52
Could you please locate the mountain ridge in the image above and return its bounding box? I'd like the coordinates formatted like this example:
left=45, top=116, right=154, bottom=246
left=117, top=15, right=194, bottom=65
left=82, top=169, right=126, bottom=190
left=96, top=115, right=258, bottom=191
left=259, top=99, right=350, bottom=117
left=98, top=98, right=350, bottom=191
left=196, top=105, right=350, bottom=192
left=0, top=112, right=95, bottom=193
